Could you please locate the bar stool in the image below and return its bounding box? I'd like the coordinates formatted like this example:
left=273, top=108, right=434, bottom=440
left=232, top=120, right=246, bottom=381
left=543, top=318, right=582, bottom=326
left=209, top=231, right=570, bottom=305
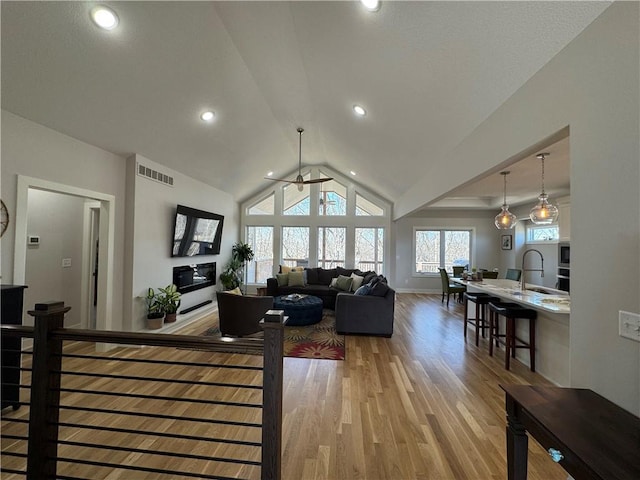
left=488, top=301, right=537, bottom=371
left=463, top=292, right=500, bottom=346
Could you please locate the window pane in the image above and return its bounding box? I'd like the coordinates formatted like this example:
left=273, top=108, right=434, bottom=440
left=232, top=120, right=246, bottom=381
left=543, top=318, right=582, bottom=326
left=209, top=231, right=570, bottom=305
left=318, top=227, right=346, bottom=268
left=248, top=193, right=274, bottom=215
left=246, top=226, right=273, bottom=283
left=282, top=226, right=309, bottom=267
left=444, top=231, right=470, bottom=272
left=355, top=193, right=384, bottom=216
left=415, top=230, right=440, bottom=273
left=319, top=178, right=347, bottom=216
left=355, top=227, right=384, bottom=273
left=527, top=225, right=559, bottom=242
left=283, top=174, right=310, bottom=215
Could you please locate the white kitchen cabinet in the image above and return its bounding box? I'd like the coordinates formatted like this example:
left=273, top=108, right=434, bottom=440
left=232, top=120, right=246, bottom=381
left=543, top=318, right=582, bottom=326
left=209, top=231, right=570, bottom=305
left=557, top=196, right=571, bottom=241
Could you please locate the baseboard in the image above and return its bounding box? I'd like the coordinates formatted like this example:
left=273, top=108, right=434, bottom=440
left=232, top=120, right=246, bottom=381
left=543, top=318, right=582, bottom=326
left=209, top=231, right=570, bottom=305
left=394, top=288, right=440, bottom=294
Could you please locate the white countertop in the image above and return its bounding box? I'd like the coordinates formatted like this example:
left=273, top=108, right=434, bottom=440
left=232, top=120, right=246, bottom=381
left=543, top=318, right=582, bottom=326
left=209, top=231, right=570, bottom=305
left=451, top=278, right=570, bottom=314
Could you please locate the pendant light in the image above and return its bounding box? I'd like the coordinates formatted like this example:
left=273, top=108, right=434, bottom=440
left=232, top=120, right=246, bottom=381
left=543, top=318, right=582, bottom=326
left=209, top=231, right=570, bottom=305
left=495, top=171, right=517, bottom=229
left=529, top=153, right=559, bottom=225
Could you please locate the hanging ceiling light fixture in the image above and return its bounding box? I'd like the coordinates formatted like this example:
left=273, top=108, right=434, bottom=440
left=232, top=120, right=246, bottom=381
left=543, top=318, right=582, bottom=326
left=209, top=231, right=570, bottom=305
left=529, top=152, right=559, bottom=225
left=495, top=171, right=517, bottom=229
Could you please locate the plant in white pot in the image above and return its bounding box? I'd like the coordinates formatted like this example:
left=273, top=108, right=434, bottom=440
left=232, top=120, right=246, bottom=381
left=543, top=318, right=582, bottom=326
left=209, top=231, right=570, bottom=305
left=146, top=287, right=164, bottom=330
left=157, top=284, right=181, bottom=323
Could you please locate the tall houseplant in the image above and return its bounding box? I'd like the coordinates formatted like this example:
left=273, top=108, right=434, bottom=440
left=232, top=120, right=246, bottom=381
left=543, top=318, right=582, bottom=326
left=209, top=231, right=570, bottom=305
left=220, top=242, right=254, bottom=292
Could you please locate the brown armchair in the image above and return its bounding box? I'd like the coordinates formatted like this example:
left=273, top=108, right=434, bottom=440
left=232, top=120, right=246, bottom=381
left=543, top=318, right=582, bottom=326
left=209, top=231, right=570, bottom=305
left=216, top=291, right=274, bottom=337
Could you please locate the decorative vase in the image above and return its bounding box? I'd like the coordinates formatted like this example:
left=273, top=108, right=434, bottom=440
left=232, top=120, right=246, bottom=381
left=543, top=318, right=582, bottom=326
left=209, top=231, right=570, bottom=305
left=164, top=313, right=177, bottom=323
left=147, top=314, right=164, bottom=330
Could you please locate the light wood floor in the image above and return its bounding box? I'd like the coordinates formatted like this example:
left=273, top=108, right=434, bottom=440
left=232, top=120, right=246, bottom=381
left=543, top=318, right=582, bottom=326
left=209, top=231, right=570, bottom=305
left=1, top=293, right=566, bottom=479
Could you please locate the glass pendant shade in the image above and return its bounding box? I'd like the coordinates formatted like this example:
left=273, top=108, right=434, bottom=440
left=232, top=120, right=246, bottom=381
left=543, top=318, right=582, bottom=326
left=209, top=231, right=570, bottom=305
left=495, top=171, right=517, bottom=229
left=529, top=153, right=559, bottom=225
left=495, top=205, right=517, bottom=229
left=529, top=193, right=559, bottom=224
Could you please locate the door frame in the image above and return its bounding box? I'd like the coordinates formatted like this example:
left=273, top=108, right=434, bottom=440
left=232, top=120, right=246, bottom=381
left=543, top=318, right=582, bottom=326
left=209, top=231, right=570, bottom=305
left=13, top=175, right=116, bottom=333
left=81, top=201, right=101, bottom=329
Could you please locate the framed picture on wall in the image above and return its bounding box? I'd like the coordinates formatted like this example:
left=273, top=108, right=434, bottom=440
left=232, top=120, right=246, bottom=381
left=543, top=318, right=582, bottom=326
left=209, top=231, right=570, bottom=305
left=501, top=234, right=512, bottom=250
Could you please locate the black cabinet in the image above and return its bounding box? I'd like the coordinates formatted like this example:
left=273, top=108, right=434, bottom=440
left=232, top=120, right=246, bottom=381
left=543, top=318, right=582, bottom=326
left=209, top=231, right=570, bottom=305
left=1, top=284, right=27, bottom=410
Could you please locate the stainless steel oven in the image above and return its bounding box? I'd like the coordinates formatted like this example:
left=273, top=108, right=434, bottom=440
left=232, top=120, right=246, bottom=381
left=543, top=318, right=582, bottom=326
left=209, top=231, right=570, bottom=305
left=558, top=242, right=570, bottom=267
left=557, top=267, right=570, bottom=293
left=557, top=243, right=570, bottom=292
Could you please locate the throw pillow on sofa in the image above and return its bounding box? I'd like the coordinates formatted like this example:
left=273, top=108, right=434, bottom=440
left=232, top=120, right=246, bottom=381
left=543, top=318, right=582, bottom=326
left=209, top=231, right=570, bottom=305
left=288, top=270, right=305, bottom=287
left=335, top=275, right=353, bottom=291
left=354, top=284, right=371, bottom=295
left=224, top=287, right=243, bottom=295
left=276, top=273, right=289, bottom=286
left=350, top=273, right=365, bottom=292
left=370, top=281, right=389, bottom=297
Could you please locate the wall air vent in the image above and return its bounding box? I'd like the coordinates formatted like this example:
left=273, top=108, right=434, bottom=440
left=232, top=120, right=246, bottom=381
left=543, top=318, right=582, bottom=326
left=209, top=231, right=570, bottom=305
left=136, top=163, right=174, bottom=187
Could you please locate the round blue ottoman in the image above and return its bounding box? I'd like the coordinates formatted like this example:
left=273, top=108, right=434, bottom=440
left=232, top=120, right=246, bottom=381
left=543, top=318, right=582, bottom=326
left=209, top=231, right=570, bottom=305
left=273, top=295, right=323, bottom=326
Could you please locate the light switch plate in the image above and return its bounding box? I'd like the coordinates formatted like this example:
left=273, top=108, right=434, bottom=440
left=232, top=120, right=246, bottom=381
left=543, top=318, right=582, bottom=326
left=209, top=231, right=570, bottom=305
left=62, top=258, right=72, bottom=268
left=619, top=311, right=640, bottom=342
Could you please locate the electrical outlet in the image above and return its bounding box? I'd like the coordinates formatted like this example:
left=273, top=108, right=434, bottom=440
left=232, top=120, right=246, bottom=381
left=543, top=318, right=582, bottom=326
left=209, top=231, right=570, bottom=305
left=619, top=311, right=640, bottom=342
left=62, top=258, right=72, bottom=268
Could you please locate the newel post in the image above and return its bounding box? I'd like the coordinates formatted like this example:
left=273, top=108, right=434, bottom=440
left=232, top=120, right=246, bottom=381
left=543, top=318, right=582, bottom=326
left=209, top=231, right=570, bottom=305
left=26, top=301, right=70, bottom=480
left=260, top=310, right=285, bottom=480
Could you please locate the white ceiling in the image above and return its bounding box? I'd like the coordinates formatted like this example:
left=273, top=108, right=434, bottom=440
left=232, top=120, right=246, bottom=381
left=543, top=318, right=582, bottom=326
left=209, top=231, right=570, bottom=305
left=1, top=1, right=607, bottom=210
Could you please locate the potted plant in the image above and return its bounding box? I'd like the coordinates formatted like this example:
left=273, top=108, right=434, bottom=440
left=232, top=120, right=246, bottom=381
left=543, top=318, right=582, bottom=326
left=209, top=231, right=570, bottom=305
left=157, top=284, right=181, bottom=323
left=220, top=258, right=242, bottom=291
left=145, top=287, right=164, bottom=330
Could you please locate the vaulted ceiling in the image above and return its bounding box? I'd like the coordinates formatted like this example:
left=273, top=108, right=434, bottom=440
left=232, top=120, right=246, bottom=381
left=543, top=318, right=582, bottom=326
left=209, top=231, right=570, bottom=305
left=1, top=1, right=609, bottom=213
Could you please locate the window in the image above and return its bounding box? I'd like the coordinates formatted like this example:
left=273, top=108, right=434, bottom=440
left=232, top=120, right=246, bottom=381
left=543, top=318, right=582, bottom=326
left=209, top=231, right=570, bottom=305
left=281, top=226, right=309, bottom=267
left=246, top=226, right=273, bottom=283
left=318, top=177, right=347, bottom=216
left=414, top=228, right=471, bottom=274
left=356, top=193, right=384, bottom=216
left=526, top=224, right=559, bottom=243
left=247, top=193, right=274, bottom=215
left=318, top=227, right=346, bottom=268
left=283, top=174, right=310, bottom=215
left=355, top=227, right=384, bottom=274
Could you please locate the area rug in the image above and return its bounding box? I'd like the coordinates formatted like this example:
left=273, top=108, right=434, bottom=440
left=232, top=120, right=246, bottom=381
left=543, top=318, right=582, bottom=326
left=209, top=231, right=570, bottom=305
left=201, top=313, right=345, bottom=360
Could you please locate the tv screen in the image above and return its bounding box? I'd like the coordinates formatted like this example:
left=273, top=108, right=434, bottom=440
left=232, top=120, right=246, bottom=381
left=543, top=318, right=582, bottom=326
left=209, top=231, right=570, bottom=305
left=172, top=205, right=224, bottom=257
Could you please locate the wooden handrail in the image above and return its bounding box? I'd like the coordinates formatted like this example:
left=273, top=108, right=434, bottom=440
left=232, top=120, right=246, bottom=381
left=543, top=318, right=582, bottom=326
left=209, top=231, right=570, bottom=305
left=1, top=300, right=285, bottom=480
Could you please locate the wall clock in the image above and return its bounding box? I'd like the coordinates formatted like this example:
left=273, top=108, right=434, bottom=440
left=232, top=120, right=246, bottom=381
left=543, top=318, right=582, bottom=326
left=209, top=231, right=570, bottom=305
left=0, top=200, right=9, bottom=237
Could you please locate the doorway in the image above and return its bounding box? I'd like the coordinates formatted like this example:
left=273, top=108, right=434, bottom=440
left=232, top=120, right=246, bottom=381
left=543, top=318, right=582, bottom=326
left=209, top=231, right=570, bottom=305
left=13, top=175, right=115, bottom=333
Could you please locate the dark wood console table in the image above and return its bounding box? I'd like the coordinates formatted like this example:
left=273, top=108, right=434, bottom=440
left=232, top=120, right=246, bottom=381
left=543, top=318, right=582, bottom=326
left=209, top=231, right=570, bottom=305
left=501, top=384, right=640, bottom=480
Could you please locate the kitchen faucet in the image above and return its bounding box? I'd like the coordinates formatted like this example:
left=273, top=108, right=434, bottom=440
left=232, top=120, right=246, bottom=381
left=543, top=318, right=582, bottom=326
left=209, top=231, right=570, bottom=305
left=521, top=248, right=544, bottom=291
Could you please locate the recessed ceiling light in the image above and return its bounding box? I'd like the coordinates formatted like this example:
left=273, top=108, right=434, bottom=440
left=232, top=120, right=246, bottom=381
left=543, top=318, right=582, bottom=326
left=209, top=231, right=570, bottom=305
left=353, top=105, right=366, bottom=116
left=200, top=111, right=215, bottom=122
left=90, top=6, right=119, bottom=30
left=266, top=171, right=273, bottom=177
left=360, top=0, right=380, bottom=12
left=350, top=171, right=357, bottom=176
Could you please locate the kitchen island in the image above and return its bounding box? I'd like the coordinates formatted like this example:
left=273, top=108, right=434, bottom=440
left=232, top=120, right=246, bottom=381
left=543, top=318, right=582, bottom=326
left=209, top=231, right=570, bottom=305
left=453, top=278, right=570, bottom=385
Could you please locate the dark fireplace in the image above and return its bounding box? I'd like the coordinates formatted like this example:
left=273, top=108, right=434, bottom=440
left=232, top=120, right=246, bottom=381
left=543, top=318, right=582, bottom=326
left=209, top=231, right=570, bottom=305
left=173, top=262, right=216, bottom=294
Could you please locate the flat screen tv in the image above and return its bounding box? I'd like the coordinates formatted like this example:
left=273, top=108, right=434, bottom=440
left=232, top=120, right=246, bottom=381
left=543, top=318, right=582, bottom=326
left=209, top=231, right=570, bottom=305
left=172, top=205, right=224, bottom=257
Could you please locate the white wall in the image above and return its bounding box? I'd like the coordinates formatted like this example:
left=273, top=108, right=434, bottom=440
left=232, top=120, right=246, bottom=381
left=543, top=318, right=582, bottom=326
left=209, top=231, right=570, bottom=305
left=125, top=154, right=238, bottom=331
left=24, top=190, right=86, bottom=327
left=1, top=111, right=239, bottom=333
left=393, top=209, right=502, bottom=292
left=1, top=110, right=127, bottom=328
left=396, top=3, right=640, bottom=413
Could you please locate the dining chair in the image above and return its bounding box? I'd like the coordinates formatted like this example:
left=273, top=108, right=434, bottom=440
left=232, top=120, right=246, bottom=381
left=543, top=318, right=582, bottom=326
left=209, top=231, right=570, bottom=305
left=439, top=268, right=466, bottom=306
left=505, top=269, right=522, bottom=281
left=452, top=266, right=465, bottom=277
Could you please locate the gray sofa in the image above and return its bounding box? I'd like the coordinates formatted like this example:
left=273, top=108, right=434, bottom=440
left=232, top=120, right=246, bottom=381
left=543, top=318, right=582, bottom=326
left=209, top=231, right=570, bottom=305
left=266, top=266, right=378, bottom=309
left=266, top=266, right=395, bottom=336
left=335, top=287, right=395, bottom=337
